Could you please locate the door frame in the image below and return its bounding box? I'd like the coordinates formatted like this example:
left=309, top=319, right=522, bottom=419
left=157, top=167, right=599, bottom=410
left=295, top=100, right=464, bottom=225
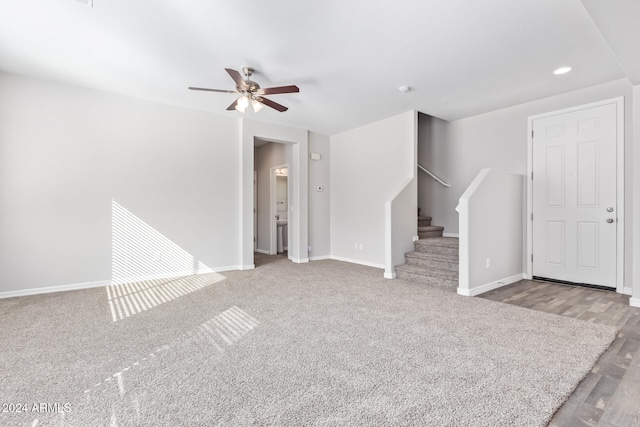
left=525, top=97, right=625, bottom=293
left=270, top=163, right=289, bottom=256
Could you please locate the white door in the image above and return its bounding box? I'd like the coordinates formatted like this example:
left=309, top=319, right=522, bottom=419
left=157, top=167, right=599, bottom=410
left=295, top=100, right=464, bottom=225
left=532, top=103, right=617, bottom=288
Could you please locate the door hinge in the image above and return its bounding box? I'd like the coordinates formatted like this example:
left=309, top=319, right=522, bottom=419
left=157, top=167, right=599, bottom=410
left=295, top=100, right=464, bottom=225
left=531, top=213, right=533, bottom=221
left=531, top=254, right=533, bottom=262
left=531, top=130, right=534, bottom=138
left=531, top=171, right=533, bottom=180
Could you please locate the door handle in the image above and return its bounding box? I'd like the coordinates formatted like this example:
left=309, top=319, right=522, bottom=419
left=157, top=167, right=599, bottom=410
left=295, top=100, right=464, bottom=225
left=606, top=207, right=614, bottom=212
left=606, top=218, right=614, bottom=223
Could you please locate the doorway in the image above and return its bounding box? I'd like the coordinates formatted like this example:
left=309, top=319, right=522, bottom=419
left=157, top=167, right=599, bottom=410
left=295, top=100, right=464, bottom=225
left=271, top=165, right=289, bottom=255
left=527, top=98, right=624, bottom=291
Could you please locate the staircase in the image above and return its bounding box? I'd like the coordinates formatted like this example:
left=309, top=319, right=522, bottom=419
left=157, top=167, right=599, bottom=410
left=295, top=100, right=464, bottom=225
left=395, top=216, right=459, bottom=290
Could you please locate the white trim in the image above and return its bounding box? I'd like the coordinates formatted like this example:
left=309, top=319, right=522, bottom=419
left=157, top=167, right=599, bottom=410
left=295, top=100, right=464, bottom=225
left=384, top=272, right=397, bottom=279
left=330, top=255, right=385, bottom=270
left=212, top=265, right=244, bottom=272
left=309, top=255, right=330, bottom=261
left=442, top=232, right=459, bottom=238
left=292, top=258, right=309, bottom=263
left=630, top=297, right=640, bottom=308
left=0, top=266, right=247, bottom=299
left=0, top=280, right=110, bottom=299
left=526, top=97, right=625, bottom=294
left=457, top=273, right=524, bottom=297
left=622, top=287, right=633, bottom=296
left=255, top=249, right=271, bottom=255
left=239, top=264, right=255, bottom=270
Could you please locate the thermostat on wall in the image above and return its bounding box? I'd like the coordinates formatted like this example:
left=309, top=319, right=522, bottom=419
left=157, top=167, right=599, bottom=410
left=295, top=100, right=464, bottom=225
left=310, top=152, right=321, bottom=160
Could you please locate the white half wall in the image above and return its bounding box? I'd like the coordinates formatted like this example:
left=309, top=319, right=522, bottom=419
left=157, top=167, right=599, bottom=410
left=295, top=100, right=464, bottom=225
left=457, top=169, right=524, bottom=296
left=0, top=72, right=241, bottom=293
left=330, top=111, right=416, bottom=268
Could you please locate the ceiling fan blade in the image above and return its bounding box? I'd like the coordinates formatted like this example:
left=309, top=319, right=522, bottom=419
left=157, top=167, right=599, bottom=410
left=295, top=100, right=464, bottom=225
left=188, top=87, right=236, bottom=94
left=226, top=99, right=240, bottom=111
left=258, top=97, right=288, bottom=112
left=225, top=68, right=247, bottom=88
left=256, top=85, right=300, bottom=95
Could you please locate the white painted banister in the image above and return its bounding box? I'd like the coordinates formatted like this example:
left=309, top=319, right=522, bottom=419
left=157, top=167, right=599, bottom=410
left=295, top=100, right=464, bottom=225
left=418, top=164, right=451, bottom=188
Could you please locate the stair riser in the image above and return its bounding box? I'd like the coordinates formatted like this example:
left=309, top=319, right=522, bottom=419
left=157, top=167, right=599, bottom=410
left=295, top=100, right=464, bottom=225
left=418, top=230, right=443, bottom=238
left=413, top=245, right=458, bottom=257
left=414, top=238, right=459, bottom=249
left=417, top=220, right=432, bottom=227
left=405, top=256, right=458, bottom=272
left=395, top=269, right=457, bottom=289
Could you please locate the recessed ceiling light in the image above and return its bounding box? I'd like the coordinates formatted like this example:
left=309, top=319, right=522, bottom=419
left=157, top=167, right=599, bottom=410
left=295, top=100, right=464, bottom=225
left=553, top=66, right=572, bottom=75
left=398, top=86, right=411, bottom=93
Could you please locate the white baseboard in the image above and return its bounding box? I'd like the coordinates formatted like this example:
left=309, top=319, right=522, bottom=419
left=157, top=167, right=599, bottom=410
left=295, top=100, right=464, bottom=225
left=442, top=232, right=459, bottom=238
left=309, top=255, right=330, bottom=261
left=255, top=249, right=271, bottom=255
left=0, top=279, right=110, bottom=299
left=330, top=256, right=385, bottom=270
left=630, top=297, right=640, bottom=308
left=621, top=287, right=632, bottom=296
left=292, top=258, right=309, bottom=264
left=240, top=264, right=255, bottom=270
left=384, top=271, right=396, bottom=279
left=457, top=273, right=524, bottom=297
left=0, top=266, right=244, bottom=300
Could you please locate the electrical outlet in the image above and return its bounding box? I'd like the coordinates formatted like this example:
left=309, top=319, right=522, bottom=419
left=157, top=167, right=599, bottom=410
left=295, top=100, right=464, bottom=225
left=354, top=243, right=358, bottom=250
left=358, top=243, right=363, bottom=250
left=486, top=258, right=491, bottom=268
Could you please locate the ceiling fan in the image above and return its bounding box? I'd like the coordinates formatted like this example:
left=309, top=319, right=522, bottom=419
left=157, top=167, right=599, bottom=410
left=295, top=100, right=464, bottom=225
left=188, top=67, right=299, bottom=113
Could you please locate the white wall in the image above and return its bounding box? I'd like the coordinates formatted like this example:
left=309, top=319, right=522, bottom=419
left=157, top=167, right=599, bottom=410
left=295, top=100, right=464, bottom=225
left=418, top=78, right=635, bottom=290
left=0, top=72, right=241, bottom=293
left=308, top=132, right=331, bottom=259
left=254, top=142, right=289, bottom=253
left=457, top=169, right=523, bottom=296
left=330, top=111, right=416, bottom=268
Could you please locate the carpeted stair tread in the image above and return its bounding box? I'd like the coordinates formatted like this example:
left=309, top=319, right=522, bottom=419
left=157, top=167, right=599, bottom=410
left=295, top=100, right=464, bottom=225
left=417, top=216, right=432, bottom=221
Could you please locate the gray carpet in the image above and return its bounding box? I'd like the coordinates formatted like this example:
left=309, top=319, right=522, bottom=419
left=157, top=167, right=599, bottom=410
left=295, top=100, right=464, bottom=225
left=0, top=255, right=617, bottom=426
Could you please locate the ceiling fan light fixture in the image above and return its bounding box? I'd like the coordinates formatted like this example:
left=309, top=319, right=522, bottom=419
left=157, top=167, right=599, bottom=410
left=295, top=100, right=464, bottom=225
left=236, top=95, right=249, bottom=113
left=252, top=99, right=264, bottom=113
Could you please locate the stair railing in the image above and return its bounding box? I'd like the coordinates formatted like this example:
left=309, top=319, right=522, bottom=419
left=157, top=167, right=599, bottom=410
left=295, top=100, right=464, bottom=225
left=418, top=164, right=450, bottom=188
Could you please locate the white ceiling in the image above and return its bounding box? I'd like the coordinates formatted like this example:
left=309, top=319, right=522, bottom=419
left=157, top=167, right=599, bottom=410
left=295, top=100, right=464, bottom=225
left=0, top=0, right=638, bottom=135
